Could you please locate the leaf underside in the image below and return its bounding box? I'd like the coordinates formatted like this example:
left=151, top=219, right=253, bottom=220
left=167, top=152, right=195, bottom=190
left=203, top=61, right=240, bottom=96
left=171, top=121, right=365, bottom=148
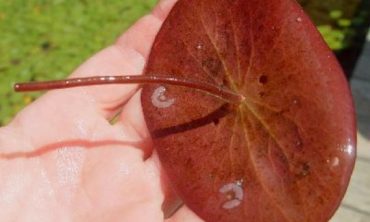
left=141, top=0, right=356, bottom=221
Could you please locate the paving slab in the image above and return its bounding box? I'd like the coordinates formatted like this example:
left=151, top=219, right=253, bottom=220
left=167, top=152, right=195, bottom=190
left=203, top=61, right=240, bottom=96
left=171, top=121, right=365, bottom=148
left=331, top=29, right=370, bottom=222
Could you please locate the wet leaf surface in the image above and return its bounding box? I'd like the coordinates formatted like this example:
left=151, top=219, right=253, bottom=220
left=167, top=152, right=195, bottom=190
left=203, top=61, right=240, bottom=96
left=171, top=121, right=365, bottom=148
left=142, top=0, right=356, bottom=221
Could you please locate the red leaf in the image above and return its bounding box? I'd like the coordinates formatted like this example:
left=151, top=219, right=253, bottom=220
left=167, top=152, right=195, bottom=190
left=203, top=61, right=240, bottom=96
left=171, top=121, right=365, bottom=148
left=142, top=0, right=356, bottom=221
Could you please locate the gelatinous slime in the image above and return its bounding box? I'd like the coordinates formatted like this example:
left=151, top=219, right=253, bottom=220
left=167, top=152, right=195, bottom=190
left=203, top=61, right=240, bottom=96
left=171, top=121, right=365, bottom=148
left=219, top=180, right=244, bottom=209
left=151, top=86, right=175, bottom=108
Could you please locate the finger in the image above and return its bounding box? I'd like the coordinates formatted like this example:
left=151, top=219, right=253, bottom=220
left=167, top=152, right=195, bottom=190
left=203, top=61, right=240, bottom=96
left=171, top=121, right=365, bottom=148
left=116, top=0, right=178, bottom=57
left=70, top=0, right=179, bottom=119
left=147, top=150, right=183, bottom=218
left=153, top=0, right=179, bottom=21
left=115, top=91, right=149, bottom=139
left=112, top=0, right=179, bottom=153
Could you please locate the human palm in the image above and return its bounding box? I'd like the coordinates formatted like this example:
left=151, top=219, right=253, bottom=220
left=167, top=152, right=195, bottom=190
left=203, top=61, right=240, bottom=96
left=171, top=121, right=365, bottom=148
left=0, top=1, right=202, bottom=221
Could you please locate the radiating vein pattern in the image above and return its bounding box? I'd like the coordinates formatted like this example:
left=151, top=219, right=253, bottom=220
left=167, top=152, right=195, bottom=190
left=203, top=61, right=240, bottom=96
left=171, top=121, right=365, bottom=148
left=142, top=0, right=356, bottom=221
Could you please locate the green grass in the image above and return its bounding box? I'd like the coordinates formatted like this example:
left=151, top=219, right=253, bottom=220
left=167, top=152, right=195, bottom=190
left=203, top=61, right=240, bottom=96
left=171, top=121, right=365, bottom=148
left=0, top=0, right=156, bottom=125
left=298, top=0, right=366, bottom=50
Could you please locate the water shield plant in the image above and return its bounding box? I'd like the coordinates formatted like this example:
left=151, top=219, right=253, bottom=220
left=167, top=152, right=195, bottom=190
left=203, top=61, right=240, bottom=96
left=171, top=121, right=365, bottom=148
left=14, top=0, right=356, bottom=221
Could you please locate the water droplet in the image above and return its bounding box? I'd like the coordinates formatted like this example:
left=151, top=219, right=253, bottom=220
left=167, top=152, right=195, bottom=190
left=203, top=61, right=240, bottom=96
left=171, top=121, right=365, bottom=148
left=340, top=139, right=354, bottom=156
left=236, top=179, right=244, bottom=186
left=219, top=181, right=244, bottom=209
left=331, top=157, right=340, bottom=167
left=326, top=157, right=340, bottom=167
left=151, top=86, right=175, bottom=108
left=296, top=17, right=302, bottom=22
left=196, top=42, right=203, bottom=50
left=295, top=140, right=302, bottom=148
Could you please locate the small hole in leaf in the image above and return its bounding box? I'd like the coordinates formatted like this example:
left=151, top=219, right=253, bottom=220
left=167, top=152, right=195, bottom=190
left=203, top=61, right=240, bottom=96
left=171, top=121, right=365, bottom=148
left=259, top=75, right=268, bottom=84
left=296, top=162, right=310, bottom=179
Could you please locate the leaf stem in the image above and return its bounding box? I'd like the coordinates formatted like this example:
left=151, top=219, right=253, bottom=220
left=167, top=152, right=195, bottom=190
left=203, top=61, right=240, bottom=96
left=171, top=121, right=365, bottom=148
left=14, top=75, right=245, bottom=104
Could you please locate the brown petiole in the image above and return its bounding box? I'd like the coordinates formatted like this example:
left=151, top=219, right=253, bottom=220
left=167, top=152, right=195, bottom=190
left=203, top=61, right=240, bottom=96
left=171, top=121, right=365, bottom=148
left=14, top=75, right=245, bottom=104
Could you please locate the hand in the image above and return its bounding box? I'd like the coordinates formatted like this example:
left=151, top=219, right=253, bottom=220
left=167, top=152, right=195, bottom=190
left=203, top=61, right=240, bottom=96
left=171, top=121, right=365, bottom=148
left=0, top=1, right=202, bottom=221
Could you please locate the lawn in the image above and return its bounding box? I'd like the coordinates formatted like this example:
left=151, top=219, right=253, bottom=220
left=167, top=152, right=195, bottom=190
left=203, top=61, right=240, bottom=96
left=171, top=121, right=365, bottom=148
left=0, top=0, right=155, bottom=125
left=0, top=0, right=367, bottom=125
